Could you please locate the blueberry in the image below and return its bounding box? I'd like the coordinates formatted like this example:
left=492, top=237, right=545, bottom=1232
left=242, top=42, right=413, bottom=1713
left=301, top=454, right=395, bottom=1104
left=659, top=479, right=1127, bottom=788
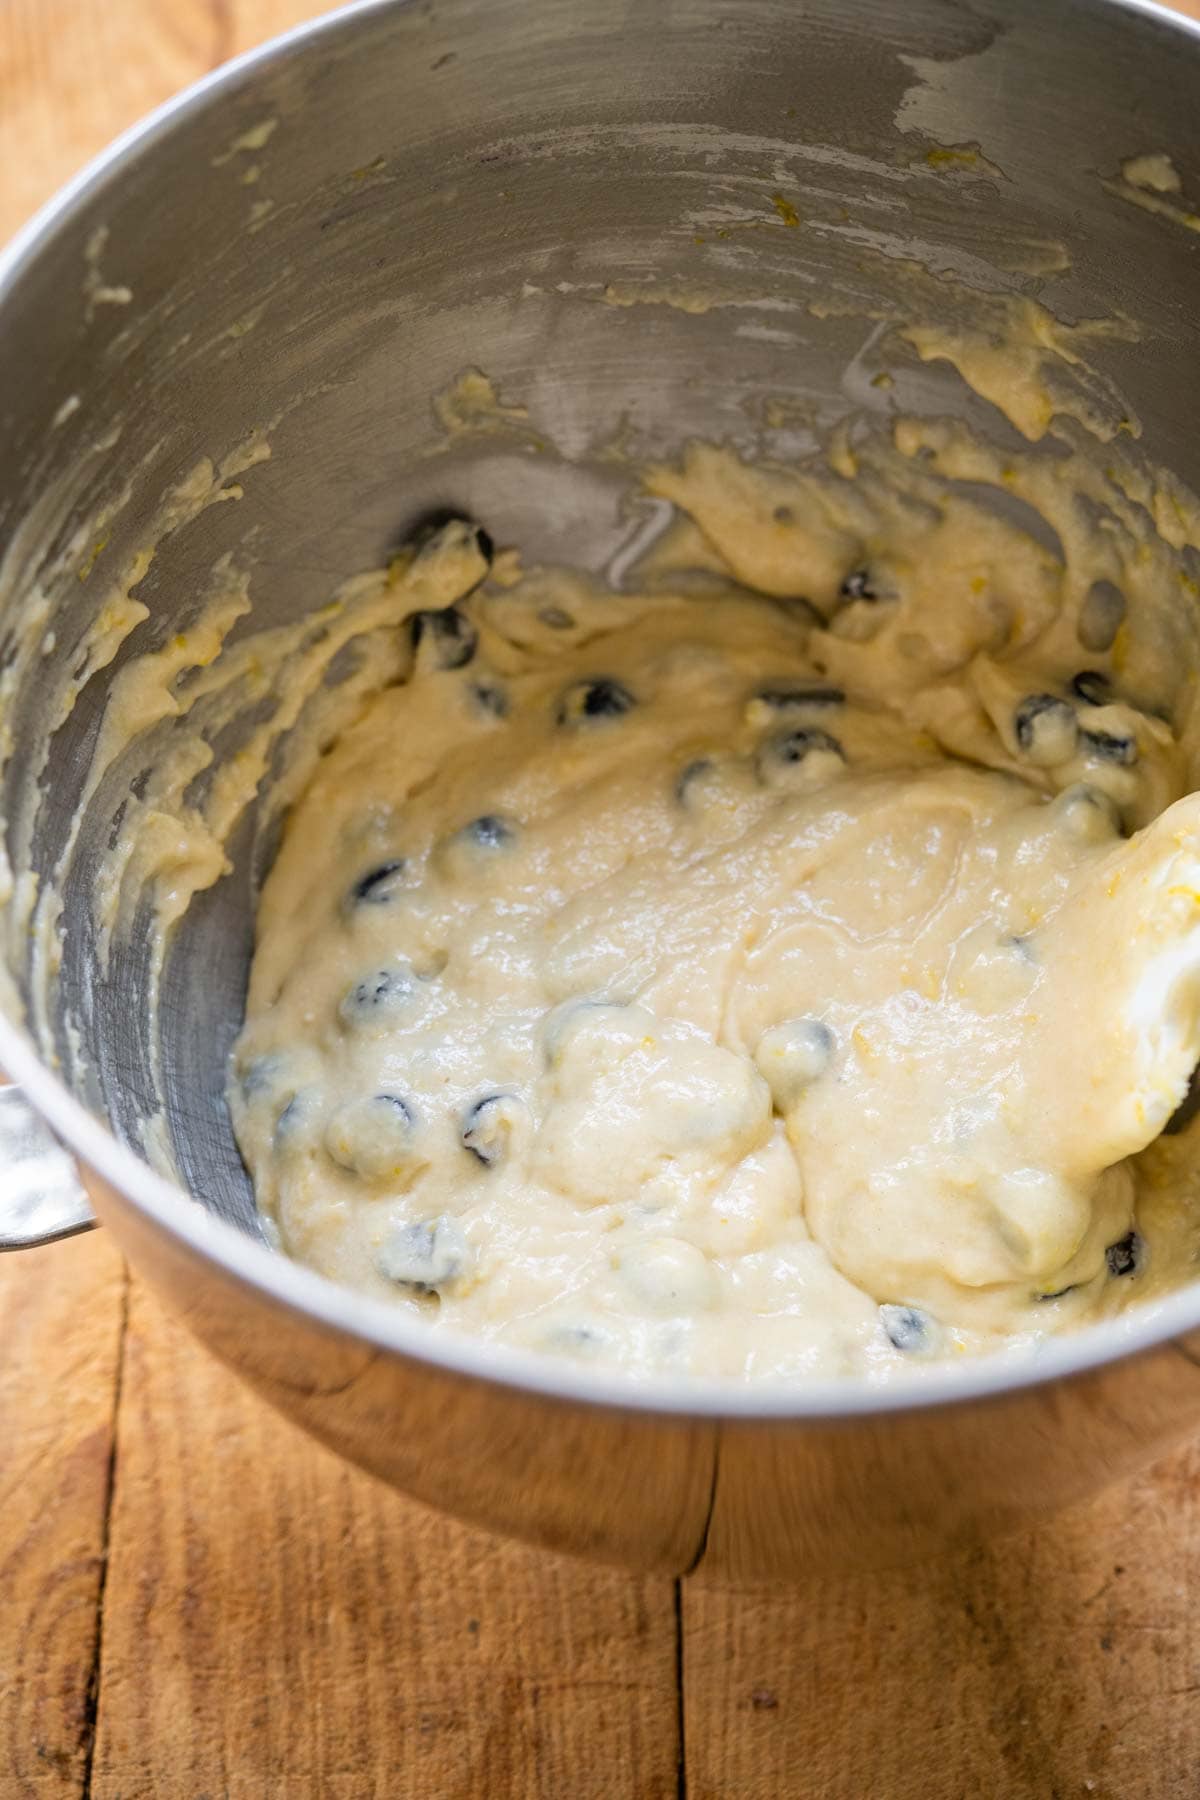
left=1013, top=694, right=1078, bottom=767
left=376, top=1216, right=469, bottom=1292
left=754, top=684, right=846, bottom=710
left=1163, top=1063, right=1200, bottom=1136
left=763, top=727, right=843, bottom=764
left=349, top=859, right=406, bottom=906
left=1071, top=670, right=1112, bottom=707
left=840, top=568, right=886, bottom=601
left=579, top=679, right=633, bottom=719
left=338, top=964, right=416, bottom=1028
left=557, top=677, right=636, bottom=726
left=542, top=997, right=639, bottom=1067
left=471, top=680, right=509, bottom=718
left=675, top=758, right=717, bottom=806
left=1080, top=726, right=1137, bottom=767
left=409, top=515, right=494, bottom=565
left=755, top=726, right=845, bottom=787
left=325, top=1092, right=420, bottom=1181
left=1105, top=1231, right=1143, bottom=1278
left=754, top=1018, right=834, bottom=1107
left=461, top=1092, right=531, bottom=1166
left=409, top=605, right=478, bottom=670
left=274, top=1087, right=325, bottom=1150
left=274, top=1092, right=310, bottom=1145
left=239, top=1052, right=286, bottom=1101
left=1054, top=783, right=1121, bottom=842
left=463, top=814, right=516, bottom=851
left=436, top=814, right=519, bottom=878
left=1077, top=580, right=1125, bottom=654
left=880, top=1304, right=935, bottom=1353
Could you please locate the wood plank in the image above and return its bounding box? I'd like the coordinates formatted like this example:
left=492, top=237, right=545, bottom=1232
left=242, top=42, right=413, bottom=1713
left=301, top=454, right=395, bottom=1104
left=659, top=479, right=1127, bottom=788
left=89, top=1278, right=680, bottom=1800
left=0, top=1232, right=127, bottom=1798
left=681, top=1442, right=1200, bottom=1800
left=0, top=0, right=333, bottom=246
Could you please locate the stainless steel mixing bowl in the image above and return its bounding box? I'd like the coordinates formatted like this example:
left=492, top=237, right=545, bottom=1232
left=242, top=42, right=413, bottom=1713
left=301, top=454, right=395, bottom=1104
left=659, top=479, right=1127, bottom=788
left=3, top=0, right=1200, bottom=1578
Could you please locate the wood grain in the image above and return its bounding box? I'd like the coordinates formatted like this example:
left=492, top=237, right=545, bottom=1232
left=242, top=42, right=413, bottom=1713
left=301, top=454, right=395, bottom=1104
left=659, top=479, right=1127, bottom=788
left=684, top=1441, right=1200, bottom=1799
left=88, top=1281, right=679, bottom=1800
left=0, top=1233, right=126, bottom=1797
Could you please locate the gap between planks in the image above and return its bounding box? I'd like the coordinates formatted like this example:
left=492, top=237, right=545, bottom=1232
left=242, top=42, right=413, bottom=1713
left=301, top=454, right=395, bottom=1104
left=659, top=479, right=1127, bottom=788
left=78, top=1264, right=129, bottom=1800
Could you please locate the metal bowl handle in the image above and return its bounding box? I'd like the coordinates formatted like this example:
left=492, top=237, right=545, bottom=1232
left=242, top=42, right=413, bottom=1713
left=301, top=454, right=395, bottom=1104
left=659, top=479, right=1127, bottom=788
left=0, top=1083, right=97, bottom=1248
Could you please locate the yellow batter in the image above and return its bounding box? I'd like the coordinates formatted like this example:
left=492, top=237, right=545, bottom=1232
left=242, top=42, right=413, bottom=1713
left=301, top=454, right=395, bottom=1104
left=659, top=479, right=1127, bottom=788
left=228, top=434, right=1200, bottom=1383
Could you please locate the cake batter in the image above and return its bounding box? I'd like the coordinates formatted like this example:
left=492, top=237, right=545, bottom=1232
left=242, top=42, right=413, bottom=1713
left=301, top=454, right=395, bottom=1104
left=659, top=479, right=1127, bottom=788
left=228, top=437, right=1200, bottom=1383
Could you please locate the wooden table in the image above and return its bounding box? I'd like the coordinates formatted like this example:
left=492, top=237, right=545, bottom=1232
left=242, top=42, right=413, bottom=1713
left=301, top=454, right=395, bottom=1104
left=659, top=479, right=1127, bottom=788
left=5, top=3, right=1200, bottom=1794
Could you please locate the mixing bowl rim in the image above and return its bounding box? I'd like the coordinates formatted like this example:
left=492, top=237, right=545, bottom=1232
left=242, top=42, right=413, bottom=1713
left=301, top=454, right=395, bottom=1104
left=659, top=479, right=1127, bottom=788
left=3, top=0, right=1200, bottom=1425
